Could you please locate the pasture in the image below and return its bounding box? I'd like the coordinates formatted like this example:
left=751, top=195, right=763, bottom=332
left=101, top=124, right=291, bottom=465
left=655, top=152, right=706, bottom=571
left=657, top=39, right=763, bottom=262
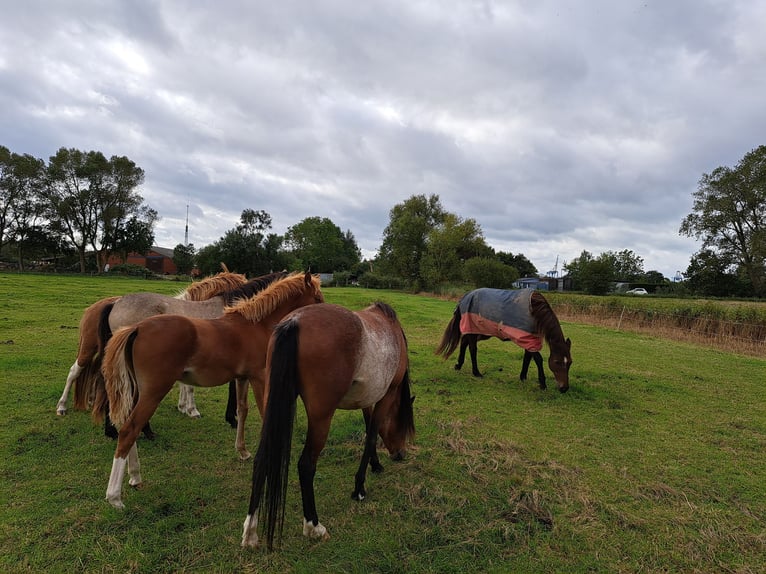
left=1, top=273, right=764, bottom=573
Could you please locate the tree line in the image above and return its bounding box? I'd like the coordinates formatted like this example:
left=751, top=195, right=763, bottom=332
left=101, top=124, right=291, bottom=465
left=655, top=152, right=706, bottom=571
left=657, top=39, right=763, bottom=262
left=2, top=144, right=764, bottom=297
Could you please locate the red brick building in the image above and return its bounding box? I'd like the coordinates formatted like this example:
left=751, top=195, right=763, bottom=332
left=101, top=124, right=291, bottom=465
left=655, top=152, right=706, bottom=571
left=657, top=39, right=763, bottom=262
left=108, top=246, right=178, bottom=275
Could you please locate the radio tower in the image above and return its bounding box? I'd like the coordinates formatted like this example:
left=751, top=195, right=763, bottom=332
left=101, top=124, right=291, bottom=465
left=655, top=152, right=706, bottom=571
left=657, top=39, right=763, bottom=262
left=184, top=203, right=189, bottom=246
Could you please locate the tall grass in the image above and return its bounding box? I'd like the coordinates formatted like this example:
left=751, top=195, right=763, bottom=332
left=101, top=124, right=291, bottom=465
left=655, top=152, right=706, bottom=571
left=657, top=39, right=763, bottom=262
left=1, top=273, right=765, bottom=573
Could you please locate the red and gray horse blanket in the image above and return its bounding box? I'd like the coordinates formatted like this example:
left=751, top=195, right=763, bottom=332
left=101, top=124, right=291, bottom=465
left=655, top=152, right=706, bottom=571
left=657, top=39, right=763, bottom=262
left=458, top=288, right=543, bottom=352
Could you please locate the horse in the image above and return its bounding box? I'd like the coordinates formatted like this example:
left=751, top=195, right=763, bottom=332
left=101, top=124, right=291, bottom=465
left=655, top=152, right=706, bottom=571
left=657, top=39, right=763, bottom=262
left=100, top=271, right=323, bottom=509
left=57, top=269, right=248, bottom=420
left=64, top=271, right=287, bottom=439
left=241, top=302, right=415, bottom=550
left=435, top=288, right=572, bottom=392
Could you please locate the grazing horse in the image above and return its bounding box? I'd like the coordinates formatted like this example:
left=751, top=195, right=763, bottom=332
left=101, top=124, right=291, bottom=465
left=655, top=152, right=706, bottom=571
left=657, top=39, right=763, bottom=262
left=100, top=272, right=323, bottom=509
left=57, top=269, right=247, bottom=419
left=241, top=302, right=415, bottom=550
left=435, top=288, right=572, bottom=392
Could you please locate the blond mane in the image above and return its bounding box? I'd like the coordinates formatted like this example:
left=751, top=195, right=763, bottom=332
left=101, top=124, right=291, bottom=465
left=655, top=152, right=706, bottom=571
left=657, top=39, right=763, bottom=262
left=178, top=272, right=248, bottom=301
left=225, top=272, right=321, bottom=323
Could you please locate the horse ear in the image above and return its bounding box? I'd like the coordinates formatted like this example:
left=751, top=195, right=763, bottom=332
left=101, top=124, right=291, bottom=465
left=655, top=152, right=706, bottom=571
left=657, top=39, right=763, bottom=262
left=304, top=270, right=312, bottom=285
left=410, top=395, right=416, bottom=405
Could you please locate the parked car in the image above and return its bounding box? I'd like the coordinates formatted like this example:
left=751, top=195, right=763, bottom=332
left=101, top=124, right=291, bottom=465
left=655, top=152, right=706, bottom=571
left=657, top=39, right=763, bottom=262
left=626, top=288, right=648, bottom=295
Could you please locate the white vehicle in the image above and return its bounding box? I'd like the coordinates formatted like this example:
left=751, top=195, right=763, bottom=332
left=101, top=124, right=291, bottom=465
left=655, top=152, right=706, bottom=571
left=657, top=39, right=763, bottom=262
left=626, top=288, right=648, bottom=295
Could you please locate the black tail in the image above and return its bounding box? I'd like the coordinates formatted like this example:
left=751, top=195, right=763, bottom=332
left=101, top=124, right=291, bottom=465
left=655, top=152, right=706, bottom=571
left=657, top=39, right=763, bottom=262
left=247, top=316, right=301, bottom=550
left=434, top=306, right=462, bottom=359
left=398, top=367, right=416, bottom=440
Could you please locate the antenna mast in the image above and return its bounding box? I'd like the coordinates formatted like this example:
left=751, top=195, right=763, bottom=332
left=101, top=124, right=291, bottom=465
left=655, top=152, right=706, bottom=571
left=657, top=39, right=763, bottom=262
left=184, top=203, right=189, bottom=246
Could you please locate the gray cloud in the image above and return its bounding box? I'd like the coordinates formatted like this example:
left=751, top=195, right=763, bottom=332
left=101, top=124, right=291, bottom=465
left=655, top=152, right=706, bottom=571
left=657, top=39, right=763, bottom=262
left=2, top=0, right=764, bottom=277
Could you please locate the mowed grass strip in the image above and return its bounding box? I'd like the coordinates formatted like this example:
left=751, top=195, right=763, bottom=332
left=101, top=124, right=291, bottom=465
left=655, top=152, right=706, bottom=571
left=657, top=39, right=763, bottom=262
left=1, top=273, right=764, bottom=573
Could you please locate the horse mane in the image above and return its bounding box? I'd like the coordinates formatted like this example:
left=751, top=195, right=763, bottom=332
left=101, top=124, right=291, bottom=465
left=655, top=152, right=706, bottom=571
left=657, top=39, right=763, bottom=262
left=530, top=292, right=565, bottom=345
left=221, top=271, right=289, bottom=306
left=179, top=271, right=248, bottom=301
left=225, top=272, right=321, bottom=323
left=369, top=301, right=398, bottom=320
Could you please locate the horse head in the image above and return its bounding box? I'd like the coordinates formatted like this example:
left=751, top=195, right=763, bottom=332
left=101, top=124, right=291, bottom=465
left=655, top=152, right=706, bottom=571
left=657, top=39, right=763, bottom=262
left=548, top=337, right=572, bottom=393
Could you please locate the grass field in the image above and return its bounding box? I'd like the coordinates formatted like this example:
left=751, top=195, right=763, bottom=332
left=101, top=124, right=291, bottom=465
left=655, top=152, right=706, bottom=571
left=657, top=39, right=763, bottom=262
left=1, top=273, right=765, bottom=573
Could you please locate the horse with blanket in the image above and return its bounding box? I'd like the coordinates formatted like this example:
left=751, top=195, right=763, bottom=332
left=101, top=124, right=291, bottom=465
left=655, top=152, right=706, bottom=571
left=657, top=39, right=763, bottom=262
left=435, top=288, right=572, bottom=392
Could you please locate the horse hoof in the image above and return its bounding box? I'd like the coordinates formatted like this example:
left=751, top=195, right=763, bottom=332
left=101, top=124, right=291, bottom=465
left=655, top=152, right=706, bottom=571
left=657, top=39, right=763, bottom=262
left=238, top=450, right=252, bottom=461
left=371, top=462, right=384, bottom=473
left=106, top=497, right=125, bottom=510
left=351, top=490, right=366, bottom=501
left=56, top=408, right=67, bottom=416
left=303, top=519, right=329, bottom=540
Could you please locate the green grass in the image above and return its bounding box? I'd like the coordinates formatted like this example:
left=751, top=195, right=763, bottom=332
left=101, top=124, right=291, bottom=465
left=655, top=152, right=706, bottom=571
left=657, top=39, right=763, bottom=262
left=1, top=273, right=765, bottom=573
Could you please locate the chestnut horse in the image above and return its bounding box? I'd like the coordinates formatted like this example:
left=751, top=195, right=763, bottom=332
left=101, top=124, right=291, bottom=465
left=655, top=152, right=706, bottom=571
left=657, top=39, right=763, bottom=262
left=100, top=272, right=323, bottom=509
left=435, top=288, right=572, bottom=392
left=57, top=269, right=248, bottom=420
left=241, top=302, right=415, bottom=550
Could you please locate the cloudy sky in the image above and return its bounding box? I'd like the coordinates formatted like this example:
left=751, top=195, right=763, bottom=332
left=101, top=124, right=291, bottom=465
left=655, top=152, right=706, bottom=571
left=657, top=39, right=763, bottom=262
left=2, top=1, right=764, bottom=279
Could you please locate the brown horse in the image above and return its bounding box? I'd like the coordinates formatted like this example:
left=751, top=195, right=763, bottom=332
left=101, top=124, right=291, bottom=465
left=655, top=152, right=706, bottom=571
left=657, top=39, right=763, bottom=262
left=57, top=269, right=248, bottom=418
left=101, top=272, right=323, bottom=509
left=435, top=288, right=572, bottom=392
left=241, top=302, right=415, bottom=549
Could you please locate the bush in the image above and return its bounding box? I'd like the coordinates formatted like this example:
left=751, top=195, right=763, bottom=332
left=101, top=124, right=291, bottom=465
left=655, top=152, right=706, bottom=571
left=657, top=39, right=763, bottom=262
left=463, top=257, right=519, bottom=289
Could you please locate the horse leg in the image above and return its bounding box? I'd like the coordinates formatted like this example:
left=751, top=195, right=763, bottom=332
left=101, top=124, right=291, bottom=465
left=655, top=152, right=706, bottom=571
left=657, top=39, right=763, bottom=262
left=299, top=420, right=332, bottom=541
left=520, top=350, right=533, bottom=382
left=105, top=394, right=163, bottom=508
left=177, top=383, right=201, bottom=418
left=532, top=351, right=546, bottom=390
left=362, top=408, right=383, bottom=474
left=235, top=379, right=251, bottom=460
left=353, top=409, right=384, bottom=501
left=454, top=336, right=468, bottom=371
left=225, top=380, right=238, bottom=428
left=105, top=403, right=154, bottom=440
left=57, top=361, right=81, bottom=415
left=467, top=335, right=482, bottom=377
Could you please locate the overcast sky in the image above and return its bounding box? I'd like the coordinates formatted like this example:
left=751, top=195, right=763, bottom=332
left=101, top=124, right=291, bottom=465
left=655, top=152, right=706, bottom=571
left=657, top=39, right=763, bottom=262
left=2, top=1, right=764, bottom=279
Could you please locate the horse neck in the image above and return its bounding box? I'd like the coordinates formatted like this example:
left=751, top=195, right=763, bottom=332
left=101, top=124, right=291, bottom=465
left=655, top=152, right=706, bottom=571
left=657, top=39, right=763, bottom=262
left=532, top=298, right=566, bottom=347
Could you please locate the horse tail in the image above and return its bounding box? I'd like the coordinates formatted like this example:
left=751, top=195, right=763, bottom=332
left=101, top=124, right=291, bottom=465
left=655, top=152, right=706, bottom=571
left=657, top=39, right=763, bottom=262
left=99, top=326, right=140, bottom=427
left=247, top=316, right=300, bottom=550
left=434, top=306, right=462, bottom=359
left=73, top=301, right=115, bottom=414
left=398, top=366, right=416, bottom=441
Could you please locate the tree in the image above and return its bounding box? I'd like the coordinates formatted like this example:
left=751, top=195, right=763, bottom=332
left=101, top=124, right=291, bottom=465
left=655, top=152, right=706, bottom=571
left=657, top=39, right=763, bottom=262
left=463, top=257, right=519, bottom=288
left=495, top=251, right=538, bottom=278
left=684, top=248, right=748, bottom=297
left=580, top=258, right=615, bottom=295
left=44, top=148, right=151, bottom=273
left=173, top=243, right=196, bottom=275
left=0, top=149, right=47, bottom=268
left=680, top=145, right=766, bottom=297
left=419, top=213, right=490, bottom=289
left=205, top=209, right=276, bottom=276
left=285, top=216, right=360, bottom=272
left=377, top=194, right=446, bottom=286
left=564, top=250, right=594, bottom=290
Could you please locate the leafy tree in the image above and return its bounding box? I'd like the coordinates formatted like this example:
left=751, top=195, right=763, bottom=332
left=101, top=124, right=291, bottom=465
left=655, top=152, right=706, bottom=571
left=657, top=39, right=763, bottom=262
left=285, top=216, right=360, bottom=272
left=173, top=243, right=196, bottom=275
left=204, top=209, right=277, bottom=276
left=495, top=251, right=538, bottom=278
left=564, top=250, right=594, bottom=290
left=419, top=213, right=489, bottom=289
left=0, top=150, right=47, bottom=269
left=680, top=145, right=766, bottom=297
left=44, top=148, right=151, bottom=273
left=377, top=194, right=446, bottom=286
left=463, top=257, right=519, bottom=288
left=113, top=211, right=156, bottom=262
left=580, top=258, right=615, bottom=295
left=684, top=248, right=749, bottom=297
left=609, top=249, right=645, bottom=280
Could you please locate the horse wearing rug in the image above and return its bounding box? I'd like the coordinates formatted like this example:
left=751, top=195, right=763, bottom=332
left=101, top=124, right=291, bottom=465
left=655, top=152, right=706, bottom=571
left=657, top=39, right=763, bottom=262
left=242, top=302, right=415, bottom=550
left=57, top=269, right=248, bottom=423
left=435, top=288, right=572, bottom=392
left=99, top=272, right=323, bottom=509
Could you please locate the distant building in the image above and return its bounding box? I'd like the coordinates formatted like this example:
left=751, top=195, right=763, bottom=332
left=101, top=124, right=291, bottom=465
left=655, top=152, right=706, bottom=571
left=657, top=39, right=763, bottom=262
left=514, top=277, right=549, bottom=290
left=108, top=246, right=178, bottom=275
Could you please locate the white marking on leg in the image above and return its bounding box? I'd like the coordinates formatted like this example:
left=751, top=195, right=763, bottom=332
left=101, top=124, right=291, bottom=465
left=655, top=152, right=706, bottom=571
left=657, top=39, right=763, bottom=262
left=303, top=518, right=329, bottom=540
left=126, top=443, right=142, bottom=487
left=106, top=456, right=127, bottom=509
left=177, top=384, right=201, bottom=418
left=57, top=362, right=81, bottom=415
left=241, top=514, right=259, bottom=548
